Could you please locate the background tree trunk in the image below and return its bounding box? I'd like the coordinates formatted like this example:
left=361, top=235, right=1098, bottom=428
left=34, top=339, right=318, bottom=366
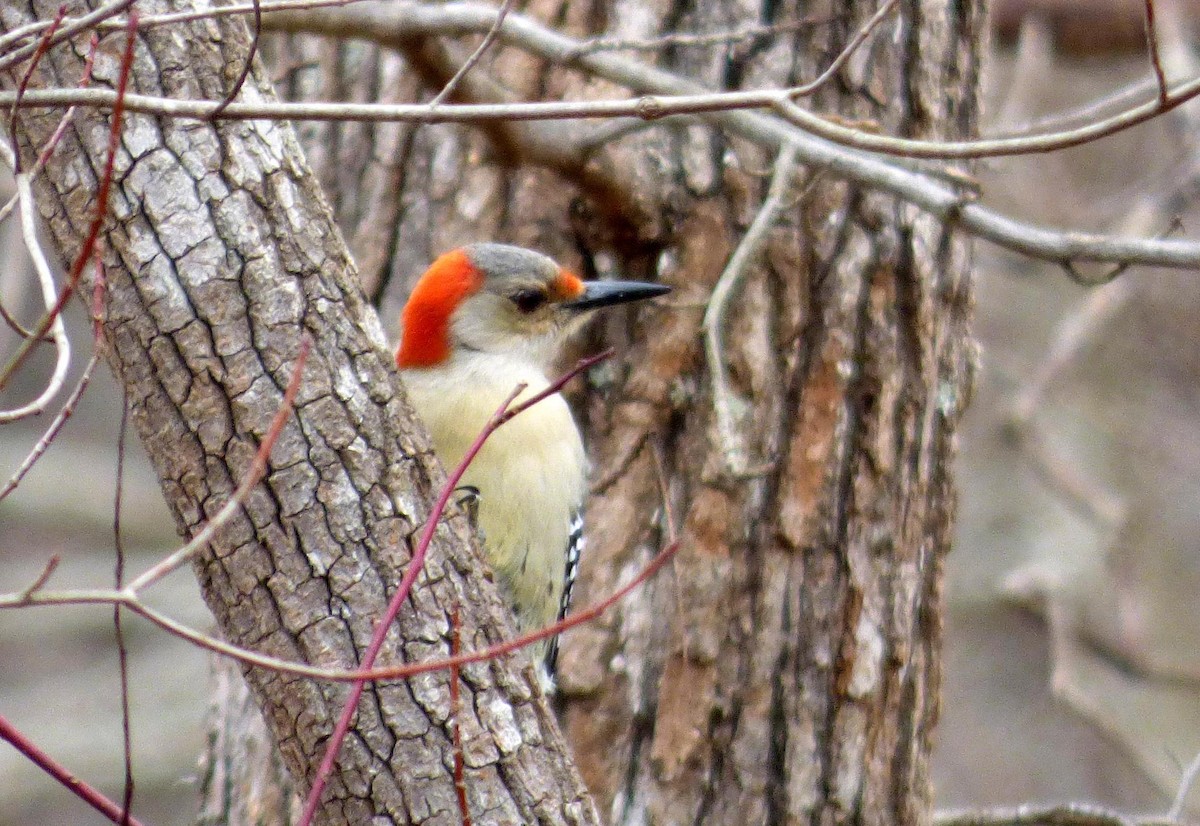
left=558, top=5, right=979, bottom=823
left=272, top=1, right=981, bottom=824
left=1, top=0, right=598, bottom=822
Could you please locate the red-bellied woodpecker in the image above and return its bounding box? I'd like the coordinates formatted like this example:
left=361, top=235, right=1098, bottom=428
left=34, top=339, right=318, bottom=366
left=395, top=243, right=670, bottom=679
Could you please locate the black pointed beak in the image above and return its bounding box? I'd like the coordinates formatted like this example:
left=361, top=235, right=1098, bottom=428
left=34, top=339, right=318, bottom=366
left=563, top=280, right=671, bottom=312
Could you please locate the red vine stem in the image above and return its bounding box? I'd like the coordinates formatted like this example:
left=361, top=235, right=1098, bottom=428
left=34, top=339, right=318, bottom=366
left=0, top=714, right=147, bottom=826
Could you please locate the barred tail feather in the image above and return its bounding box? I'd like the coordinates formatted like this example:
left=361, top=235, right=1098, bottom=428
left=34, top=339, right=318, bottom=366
left=545, top=509, right=585, bottom=678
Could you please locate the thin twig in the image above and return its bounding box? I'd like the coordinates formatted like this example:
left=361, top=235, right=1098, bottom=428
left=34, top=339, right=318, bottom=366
left=0, top=85, right=792, bottom=122
left=2, top=53, right=1196, bottom=165
left=589, top=427, right=650, bottom=495
left=8, top=4, right=65, bottom=174
left=0, top=300, right=42, bottom=341
left=0, top=0, right=134, bottom=74
left=1010, top=417, right=1126, bottom=530
left=3, top=2, right=1193, bottom=174
left=427, top=0, right=514, bottom=108
left=785, top=0, right=898, bottom=100
left=24, top=0, right=358, bottom=36
left=1168, top=748, right=1200, bottom=820
left=0, top=0, right=1129, bottom=175
left=205, top=0, right=261, bottom=120
left=499, top=349, right=612, bottom=423
left=0, top=31, right=97, bottom=225
left=17, top=555, right=59, bottom=601
left=4, top=3, right=1190, bottom=269
left=0, top=714, right=148, bottom=826
left=0, top=34, right=95, bottom=357
left=1, top=529, right=683, bottom=684
left=702, top=143, right=799, bottom=476
left=256, top=0, right=1200, bottom=159
left=564, top=14, right=840, bottom=56
left=1010, top=279, right=1133, bottom=428
left=0, top=173, right=72, bottom=423
left=253, top=1, right=1200, bottom=269
left=935, top=802, right=1178, bottom=826
left=1143, top=0, right=1169, bottom=107
left=112, top=398, right=135, bottom=826
left=0, top=264, right=105, bottom=502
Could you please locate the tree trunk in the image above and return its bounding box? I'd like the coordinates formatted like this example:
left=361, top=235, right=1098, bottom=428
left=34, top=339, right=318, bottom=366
left=270, top=1, right=981, bottom=824
left=1, top=0, right=598, bottom=822
left=559, top=5, right=979, bottom=823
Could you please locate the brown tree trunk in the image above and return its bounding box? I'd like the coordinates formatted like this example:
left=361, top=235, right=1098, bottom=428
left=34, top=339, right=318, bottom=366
left=1, top=0, right=598, bottom=822
left=272, top=1, right=981, bottom=824
left=557, top=5, right=979, bottom=822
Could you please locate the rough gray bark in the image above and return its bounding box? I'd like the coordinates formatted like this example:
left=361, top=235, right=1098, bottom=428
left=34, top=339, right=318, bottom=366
left=265, top=1, right=982, bottom=823
left=0, top=0, right=599, bottom=822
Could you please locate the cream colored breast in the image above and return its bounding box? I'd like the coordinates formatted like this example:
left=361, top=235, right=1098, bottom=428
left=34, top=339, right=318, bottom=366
left=400, top=352, right=587, bottom=633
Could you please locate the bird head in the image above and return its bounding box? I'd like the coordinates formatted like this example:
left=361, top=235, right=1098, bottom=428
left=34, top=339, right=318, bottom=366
left=396, top=243, right=670, bottom=369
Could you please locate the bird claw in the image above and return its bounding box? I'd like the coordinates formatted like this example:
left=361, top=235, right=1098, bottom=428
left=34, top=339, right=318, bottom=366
left=454, top=485, right=482, bottom=532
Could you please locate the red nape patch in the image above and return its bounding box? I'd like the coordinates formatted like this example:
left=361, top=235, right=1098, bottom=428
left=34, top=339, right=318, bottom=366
left=396, top=249, right=484, bottom=368
left=553, top=269, right=585, bottom=300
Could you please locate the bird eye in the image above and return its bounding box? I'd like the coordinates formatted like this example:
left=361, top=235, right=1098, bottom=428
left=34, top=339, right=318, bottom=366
left=511, top=289, right=547, bottom=313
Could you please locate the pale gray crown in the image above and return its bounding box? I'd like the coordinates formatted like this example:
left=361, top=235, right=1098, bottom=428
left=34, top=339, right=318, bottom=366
left=464, top=243, right=559, bottom=285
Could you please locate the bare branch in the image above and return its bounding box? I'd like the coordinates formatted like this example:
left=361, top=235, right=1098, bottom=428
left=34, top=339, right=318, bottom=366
left=0, top=531, right=682, bottom=683
left=252, top=2, right=1200, bottom=158
left=0, top=173, right=71, bottom=423
left=0, top=714, right=148, bottom=826
left=935, top=802, right=1178, bottom=826
left=0, top=256, right=106, bottom=502
left=1167, top=748, right=1200, bottom=821
left=427, top=0, right=514, bottom=108
left=112, top=399, right=135, bottom=825
left=8, top=4, right=65, bottom=173
left=3, top=3, right=1195, bottom=165
left=563, top=14, right=840, bottom=56
left=0, top=4, right=1185, bottom=163
left=0, top=85, right=789, bottom=123
left=256, top=2, right=1200, bottom=270
left=0, top=299, right=43, bottom=341
left=0, top=354, right=100, bottom=498
left=1143, top=0, right=1169, bottom=107
left=205, top=0, right=262, bottom=120
left=703, top=143, right=799, bottom=476
left=786, top=0, right=898, bottom=99
left=17, top=555, right=59, bottom=601
left=1010, top=280, right=1133, bottom=428
left=0, top=0, right=133, bottom=74
left=2, top=3, right=1199, bottom=272
left=7, top=0, right=360, bottom=37
left=0, top=29, right=96, bottom=224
